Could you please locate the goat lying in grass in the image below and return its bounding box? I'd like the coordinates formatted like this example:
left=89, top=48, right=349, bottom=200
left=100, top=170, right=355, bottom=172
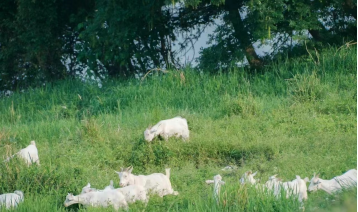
left=115, top=166, right=179, bottom=197
left=0, top=190, right=24, bottom=209
left=81, top=183, right=98, bottom=193
left=81, top=180, right=115, bottom=194
left=4, top=140, right=40, bottom=166
left=116, top=185, right=147, bottom=204
left=144, top=116, right=189, bottom=142
left=81, top=181, right=148, bottom=204
left=308, top=169, right=357, bottom=194
left=64, top=189, right=128, bottom=211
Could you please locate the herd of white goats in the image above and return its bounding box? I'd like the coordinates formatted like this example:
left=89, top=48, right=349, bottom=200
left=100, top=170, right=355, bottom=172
left=1, top=116, right=357, bottom=210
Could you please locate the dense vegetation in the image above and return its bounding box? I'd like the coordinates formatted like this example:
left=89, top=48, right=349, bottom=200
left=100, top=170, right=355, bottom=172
left=0, top=0, right=356, bottom=91
left=0, top=45, right=356, bottom=211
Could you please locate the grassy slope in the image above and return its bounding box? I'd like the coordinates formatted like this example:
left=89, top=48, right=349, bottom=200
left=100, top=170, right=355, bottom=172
left=0, top=46, right=356, bottom=211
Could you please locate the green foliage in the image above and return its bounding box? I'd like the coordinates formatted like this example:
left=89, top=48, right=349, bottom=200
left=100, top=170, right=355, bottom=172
left=193, top=0, right=357, bottom=70
left=196, top=21, right=245, bottom=73
left=1, top=0, right=356, bottom=91
left=77, top=0, right=177, bottom=78
left=0, top=0, right=95, bottom=91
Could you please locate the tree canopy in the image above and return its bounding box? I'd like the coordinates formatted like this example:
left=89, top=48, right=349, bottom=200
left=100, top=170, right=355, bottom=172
left=0, top=0, right=356, bottom=91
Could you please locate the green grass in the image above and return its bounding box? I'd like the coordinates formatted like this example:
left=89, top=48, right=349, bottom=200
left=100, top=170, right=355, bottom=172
left=0, top=45, right=356, bottom=211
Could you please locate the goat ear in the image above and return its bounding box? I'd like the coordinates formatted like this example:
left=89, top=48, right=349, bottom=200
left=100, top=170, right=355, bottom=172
left=128, top=166, right=133, bottom=173
left=252, top=171, right=257, bottom=176
left=115, top=171, right=120, bottom=174
left=316, top=173, right=320, bottom=178
left=219, top=180, right=225, bottom=185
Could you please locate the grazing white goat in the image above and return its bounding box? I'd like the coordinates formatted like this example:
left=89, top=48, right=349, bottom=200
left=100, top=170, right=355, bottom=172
left=0, top=190, right=24, bottom=209
left=115, top=166, right=179, bottom=197
left=240, top=171, right=258, bottom=185
left=308, top=169, right=357, bottom=194
left=144, top=116, right=189, bottom=142
left=81, top=182, right=148, bottom=204
left=265, top=175, right=309, bottom=203
left=64, top=190, right=128, bottom=211
left=4, top=141, right=40, bottom=166
left=205, top=174, right=225, bottom=203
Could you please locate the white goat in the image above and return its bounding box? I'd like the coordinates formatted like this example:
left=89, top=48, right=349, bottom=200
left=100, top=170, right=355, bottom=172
left=0, top=190, right=24, bottom=209
left=115, top=166, right=179, bottom=197
left=64, top=190, right=128, bottom=211
left=81, top=182, right=148, bottom=204
left=4, top=141, right=40, bottom=166
left=308, top=169, right=357, bottom=194
left=239, top=171, right=258, bottom=185
left=265, top=175, right=309, bottom=203
left=81, top=183, right=96, bottom=194
left=239, top=171, right=270, bottom=193
left=205, top=174, right=225, bottom=203
left=144, top=116, right=189, bottom=142
left=116, top=185, right=148, bottom=204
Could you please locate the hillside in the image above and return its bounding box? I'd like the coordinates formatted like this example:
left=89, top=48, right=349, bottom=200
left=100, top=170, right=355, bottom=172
left=0, top=46, right=356, bottom=211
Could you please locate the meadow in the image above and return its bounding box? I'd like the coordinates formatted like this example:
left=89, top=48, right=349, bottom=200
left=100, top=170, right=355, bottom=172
left=0, top=45, right=356, bottom=211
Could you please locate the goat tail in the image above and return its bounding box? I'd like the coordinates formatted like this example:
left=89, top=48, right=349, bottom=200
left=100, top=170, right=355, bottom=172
left=165, top=168, right=171, bottom=179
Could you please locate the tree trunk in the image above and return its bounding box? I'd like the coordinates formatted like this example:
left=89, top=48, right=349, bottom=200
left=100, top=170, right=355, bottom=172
left=225, top=0, right=263, bottom=69
left=308, top=29, right=322, bottom=41
left=309, top=21, right=336, bottom=43
left=127, top=58, right=135, bottom=74
left=160, top=34, right=169, bottom=68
